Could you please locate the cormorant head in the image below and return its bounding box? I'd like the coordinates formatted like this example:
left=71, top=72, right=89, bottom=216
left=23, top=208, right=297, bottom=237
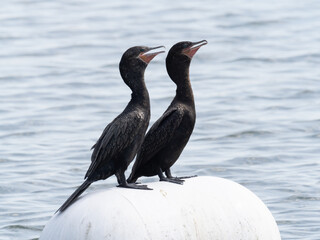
left=119, top=46, right=165, bottom=91
left=166, top=40, right=207, bottom=84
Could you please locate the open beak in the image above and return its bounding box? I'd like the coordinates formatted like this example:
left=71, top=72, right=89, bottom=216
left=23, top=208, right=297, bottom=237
left=139, top=46, right=165, bottom=64
left=182, top=40, right=208, bottom=59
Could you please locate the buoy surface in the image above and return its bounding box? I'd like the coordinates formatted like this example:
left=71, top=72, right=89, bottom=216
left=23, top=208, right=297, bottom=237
left=40, top=176, right=281, bottom=240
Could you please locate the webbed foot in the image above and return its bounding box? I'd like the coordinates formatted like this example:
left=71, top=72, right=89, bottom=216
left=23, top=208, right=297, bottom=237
left=116, top=171, right=152, bottom=190
left=118, top=182, right=152, bottom=190
left=173, top=175, right=197, bottom=180
left=159, top=177, right=184, bottom=185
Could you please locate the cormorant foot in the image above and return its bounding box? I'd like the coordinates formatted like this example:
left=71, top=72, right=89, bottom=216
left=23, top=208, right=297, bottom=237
left=160, top=177, right=184, bottom=185
left=173, top=175, right=198, bottom=180
left=117, top=183, right=152, bottom=190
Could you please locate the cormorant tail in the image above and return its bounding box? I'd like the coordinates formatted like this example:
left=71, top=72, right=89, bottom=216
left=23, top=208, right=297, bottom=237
left=56, top=180, right=91, bottom=213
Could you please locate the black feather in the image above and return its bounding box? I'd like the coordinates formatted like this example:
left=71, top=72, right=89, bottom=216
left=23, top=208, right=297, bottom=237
left=56, top=180, right=92, bottom=213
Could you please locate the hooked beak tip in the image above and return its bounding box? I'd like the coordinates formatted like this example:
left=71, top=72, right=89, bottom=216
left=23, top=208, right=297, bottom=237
left=182, top=40, right=207, bottom=59
left=139, top=46, right=166, bottom=64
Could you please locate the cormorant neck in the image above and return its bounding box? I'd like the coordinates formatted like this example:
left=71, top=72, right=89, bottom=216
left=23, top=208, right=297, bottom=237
left=130, top=80, right=150, bottom=108
left=175, top=73, right=194, bottom=105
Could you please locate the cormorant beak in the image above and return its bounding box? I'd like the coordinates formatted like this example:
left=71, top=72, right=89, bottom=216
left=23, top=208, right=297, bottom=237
left=182, top=40, right=208, bottom=59
left=139, top=46, right=165, bottom=64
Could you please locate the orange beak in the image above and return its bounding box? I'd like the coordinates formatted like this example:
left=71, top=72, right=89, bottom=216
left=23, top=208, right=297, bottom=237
left=182, top=40, right=208, bottom=59
left=139, top=46, right=165, bottom=64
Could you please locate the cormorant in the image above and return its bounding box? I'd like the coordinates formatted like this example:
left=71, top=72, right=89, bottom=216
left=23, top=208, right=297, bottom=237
left=128, top=40, right=207, bottom=185
left=57, top=45, right=165, bottom=212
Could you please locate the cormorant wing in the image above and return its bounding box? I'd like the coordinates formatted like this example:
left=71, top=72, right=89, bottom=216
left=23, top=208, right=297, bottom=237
left=90, top=123, right=112, bottom=160
left=85, top=112, right=144, bottom=179
left=133, top=106, right=184, bottom=170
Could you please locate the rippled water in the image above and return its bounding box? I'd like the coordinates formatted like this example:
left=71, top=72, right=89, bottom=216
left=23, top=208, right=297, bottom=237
left=1, top=0, right=320, bottom=239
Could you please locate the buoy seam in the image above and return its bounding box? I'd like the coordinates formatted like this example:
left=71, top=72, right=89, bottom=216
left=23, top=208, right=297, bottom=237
left=115, top=190, right=152, bottom=239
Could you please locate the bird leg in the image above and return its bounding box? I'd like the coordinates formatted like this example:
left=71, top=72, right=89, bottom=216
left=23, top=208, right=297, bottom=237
left=116, top=170, right=152, bottom=190
left=165, top=168, right=197, bottom=180
left=158, top=168, right=184, bottom=184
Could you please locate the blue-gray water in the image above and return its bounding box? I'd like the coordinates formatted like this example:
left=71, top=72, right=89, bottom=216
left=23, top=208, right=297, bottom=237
left=1, top=0, right=319, bottom=239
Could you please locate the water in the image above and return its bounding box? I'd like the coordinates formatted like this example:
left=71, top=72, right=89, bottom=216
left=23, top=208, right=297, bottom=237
left=1, top=0, right=319, bottom=239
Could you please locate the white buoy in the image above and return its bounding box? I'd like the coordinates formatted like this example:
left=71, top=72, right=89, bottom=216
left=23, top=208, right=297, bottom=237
left=40, top=176, right=281, bottom=240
